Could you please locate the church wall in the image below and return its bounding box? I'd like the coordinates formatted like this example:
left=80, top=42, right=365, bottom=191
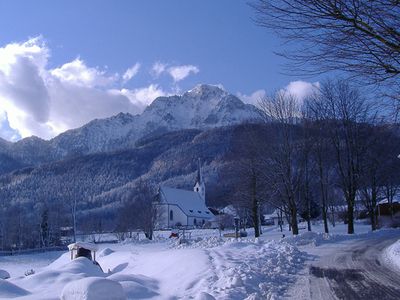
left=155, top=204, right=188, bottom=228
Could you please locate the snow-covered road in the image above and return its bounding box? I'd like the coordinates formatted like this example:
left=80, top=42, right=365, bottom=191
left=306, top=231, right=400, bottom=300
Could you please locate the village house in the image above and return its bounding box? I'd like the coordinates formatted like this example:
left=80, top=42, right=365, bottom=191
left=155, top=161, right=214, bottom=228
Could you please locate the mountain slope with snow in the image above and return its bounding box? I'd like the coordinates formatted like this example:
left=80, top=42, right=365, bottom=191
left=0, top=84, right=261, bottom=170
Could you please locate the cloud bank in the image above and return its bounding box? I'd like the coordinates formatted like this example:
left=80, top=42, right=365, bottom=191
left=0, top=38, right=170, bottom=140
left=239, top=80, right=319, bottom=106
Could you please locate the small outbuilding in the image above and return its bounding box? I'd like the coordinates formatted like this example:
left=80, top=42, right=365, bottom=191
left=68, top=242, right=99, bottom=262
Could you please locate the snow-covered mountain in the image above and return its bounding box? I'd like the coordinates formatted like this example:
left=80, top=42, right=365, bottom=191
left=0, top=84, right=261, bottom=167
left=50, top=84, right=261, bottom=155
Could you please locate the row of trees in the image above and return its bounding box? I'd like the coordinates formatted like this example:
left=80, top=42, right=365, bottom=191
left=238, top=0, right=400, bottom=237
left=236, top=79, right=400, bottom=236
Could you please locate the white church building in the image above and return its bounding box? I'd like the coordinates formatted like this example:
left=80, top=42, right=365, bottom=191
left=155, top=161, right=214, bottom=228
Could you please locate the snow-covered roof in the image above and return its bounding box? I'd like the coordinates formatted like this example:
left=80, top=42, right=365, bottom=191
left=220, top=205, right=238, bottom=217
left=67, top=242, right=99, bottom=252
left=378, top=197, right=400, bottom=205
left=160, top=186, right=213, bottom=218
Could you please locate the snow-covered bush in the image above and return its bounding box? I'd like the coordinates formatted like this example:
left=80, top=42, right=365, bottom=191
left=61, top=277, right=126, bottom=300
left=0, top=269, right=10, bottom=279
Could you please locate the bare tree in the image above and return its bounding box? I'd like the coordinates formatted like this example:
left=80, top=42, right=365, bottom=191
left=305, top=98, right=337, bottom=233
left=259, top=91, right=303, bottom=235
left=309, top=80, right=371, bottom=234
left=251, top=0, right=400, bottom=96
left=233, top=125, right=266, bottom=238
left=117, top=180, right=158, bottom=240
left=134, top=180, right=158, bottom=240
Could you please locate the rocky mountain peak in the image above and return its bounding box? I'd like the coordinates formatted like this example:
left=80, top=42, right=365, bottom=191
left=0, top=84, right=262, bottom=165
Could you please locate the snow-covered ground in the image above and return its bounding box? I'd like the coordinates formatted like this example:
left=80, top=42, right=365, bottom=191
left=0, top=222, right=398, bottom=299
left=384, top=238, right=400, bottom=271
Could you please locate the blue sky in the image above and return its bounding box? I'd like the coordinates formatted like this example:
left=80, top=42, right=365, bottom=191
left=0, top=0, right=318, bottom=141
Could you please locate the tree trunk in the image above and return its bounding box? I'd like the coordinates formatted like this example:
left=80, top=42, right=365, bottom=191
left=319, top=167, right=329, bottom=233
left=291, top=206, right=299, bottom=235
left=369, top=208, right=377, bottom=231
left=330, top=206, right=336, bottom=227
left=347, top=203, right=354, bottom=234
left=250, top=169, right=260, bottom=238
left=306, top=198, right=312, bottom=232
left=322, top=205, right=329, bottom=234
left=278, top=211, right=283, bottom=232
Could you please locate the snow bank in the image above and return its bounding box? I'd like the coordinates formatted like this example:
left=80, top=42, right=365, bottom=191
left=172, top=236, right=226, bottom=249
left=61, top=277, right=126, bottom=300
left=285, top=231, right=332, bottom=246
left=0, top=270, right=10, bottom=280
left=195, top=291, right=216, bottom=300
left=0, top=279, right=29, bottom=298
left=15, top=257, right=105, bottom=294
left=384, top=239, right=400, bottom=271
left=108, top=274, right=159, bottom=299
left=286, top=228, right=400, bottom=247
left=98, top=247, right=115, bottom=258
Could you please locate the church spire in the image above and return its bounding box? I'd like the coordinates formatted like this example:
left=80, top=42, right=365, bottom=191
left=194, top=158, right=205, bottom=201
left=196, top=158, right=202, bottom=184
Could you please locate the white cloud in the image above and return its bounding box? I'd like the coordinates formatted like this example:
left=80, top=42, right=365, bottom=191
left=122, top=63, right=141, bottom=83
left=237, top=89, right=266, bottom=106
left=0, top=37, right=170, bottom=141
left=151, top=62, right=167, bottom=78
left=109, top=84, right=166, bottom=115
left=238, top=81, right=319, bottom=108
left=168, top=65, right=199, bottom=82
left=51, top=58, right=116, bottom=88
left=150, top=62, right=199, bottom=83
left=282, top=80, right=319, bottom=102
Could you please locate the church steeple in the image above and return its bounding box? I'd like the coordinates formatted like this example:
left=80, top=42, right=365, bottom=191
left=194, top=158, right=205, bottom=201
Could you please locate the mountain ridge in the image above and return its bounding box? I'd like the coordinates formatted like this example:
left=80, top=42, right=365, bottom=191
left=0, top=84, right=262, bottom=172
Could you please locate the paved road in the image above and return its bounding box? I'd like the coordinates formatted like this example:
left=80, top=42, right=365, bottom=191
left=309, top=232, right=400, bottom=300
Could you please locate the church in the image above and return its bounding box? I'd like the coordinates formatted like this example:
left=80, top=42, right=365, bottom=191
left=155, top=160, right=214, bottom=229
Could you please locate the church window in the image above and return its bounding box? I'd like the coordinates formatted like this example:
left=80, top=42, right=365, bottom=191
left=170, top=210, right=173, bottom=221
left=194, top=219, right=197, bottom=225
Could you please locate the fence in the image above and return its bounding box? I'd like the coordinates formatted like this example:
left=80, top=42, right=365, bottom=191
left=0, top=246, right=67, bottom=257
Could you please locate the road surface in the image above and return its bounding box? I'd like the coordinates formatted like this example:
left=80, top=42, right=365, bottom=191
left=308, top=232, right=400, bottom=300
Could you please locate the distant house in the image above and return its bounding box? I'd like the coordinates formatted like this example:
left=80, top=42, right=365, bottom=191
left=377, top=196, right=400, bottom=216
left=155, top=160, right=214, bottom=228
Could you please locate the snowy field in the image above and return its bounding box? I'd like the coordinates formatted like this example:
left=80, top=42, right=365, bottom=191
left=0, top=222, right=399, bottom=299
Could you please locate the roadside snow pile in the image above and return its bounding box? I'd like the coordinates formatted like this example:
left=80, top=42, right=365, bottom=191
left=286, top=228, right=400, bottom=248
left=384, top=239, right=400, bottom=271
left=206, top=240, right=308, bottom=299
left=172, top=236, right=226, bottom=249
left=286, top=231, right=333, bottom=246
left=61, top=277, right=126, bottom=300
left=0, top=279, right=29, bottom=298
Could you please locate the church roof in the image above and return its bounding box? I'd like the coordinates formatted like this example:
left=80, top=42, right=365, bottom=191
left=159, top=186, right=213, bottom=219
